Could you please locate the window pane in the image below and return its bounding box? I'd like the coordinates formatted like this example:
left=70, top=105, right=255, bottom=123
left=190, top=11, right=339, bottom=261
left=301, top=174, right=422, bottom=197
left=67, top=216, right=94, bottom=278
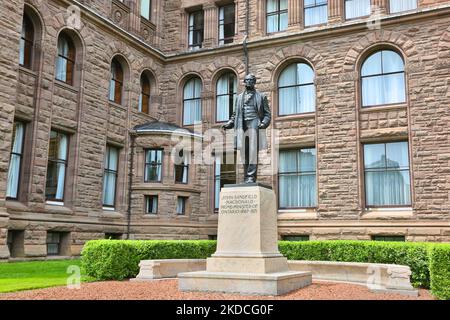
left=267, top=14, right=278, bottom=33
left=386, top=142, right=409, bottom=169
left=345, top=0, right=371, bottom=19
left=146, top=196, right=158, bottom=214
left=177, top=197, right=186, bottom=214
left=141, top=0, right=151, bottom=19
left=305, top=4, right=328, bottom=27
left=361, top=51, right=382, bottom=77
left=279, top=12, right=288, bottom=31
left=390, top=0, right=417, bottom=13
left=267, top=0, right=278, bottom=13
left=382, top=51, right=404, bottom=73
left=299, top=148, right=316, bottom=172
left=365, top=170, right=411, bottom=206
left=364, top=144, right=386, bottom=169
left=102, top=172, right=116, bottom=206
left=7, top=122, right=25, bottom=199
left=46, top=131, right=67, bottom=201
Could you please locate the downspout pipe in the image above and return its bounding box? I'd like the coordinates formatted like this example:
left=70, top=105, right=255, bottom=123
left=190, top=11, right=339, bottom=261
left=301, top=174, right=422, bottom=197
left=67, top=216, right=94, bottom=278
left=244, top=0, right=250, bottom=74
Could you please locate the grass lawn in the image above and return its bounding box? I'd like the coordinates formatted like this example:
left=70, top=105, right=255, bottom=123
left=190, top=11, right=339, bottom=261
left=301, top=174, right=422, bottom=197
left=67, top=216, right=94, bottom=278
left=0, top=259, right=95, bottom=293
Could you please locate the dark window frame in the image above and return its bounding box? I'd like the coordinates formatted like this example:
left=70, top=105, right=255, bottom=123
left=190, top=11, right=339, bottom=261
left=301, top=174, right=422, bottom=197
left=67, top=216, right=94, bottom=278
left=360, top=49, right=406, bottom=108
left=304, top=0, right=328, bottom=27
left=278, top=148, right=317, bottom=210
left=6, top=121, right=25, bottom=201
left=188, top=10, right=204, bottom=50
left=144, top=148, right=163, bottom=183
left=45, top=131, right=69, bottom=202
left=266, top=0, right=288, bottom=33
left=110, top=58, right=124, bottom=105
left=218, top=4, right=235, bottom=45
left=176, top=196, right=188, bottom=215
left=46, top=232, right=61, bottom=256
left=102, top=145, right=119, bottom=208
left=139, top=73, right=151, bottom=114
left=183, top=77, right=202, bottom=126
left=55, top=33, right=75, bottom=85
left=20, top=14, right=34, bottom=69
left=145, top=195, right=158, bottom=214
left=174, top=149, right=189, bottom=184
left=362, top=141, right=412, bottom=208
left=216, top=72, right=237, bottom=123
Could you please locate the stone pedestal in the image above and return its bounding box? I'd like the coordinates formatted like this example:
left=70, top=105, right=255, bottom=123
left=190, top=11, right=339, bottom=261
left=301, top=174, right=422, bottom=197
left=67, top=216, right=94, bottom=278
left=179, top=184, right=312, bottom=295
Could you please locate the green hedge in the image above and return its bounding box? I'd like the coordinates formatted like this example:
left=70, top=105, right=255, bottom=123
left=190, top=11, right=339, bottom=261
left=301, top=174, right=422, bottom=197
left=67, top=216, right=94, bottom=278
left=81, top=240, right=449, bottom=299
left=278, top=241, right=432, bottom=288
left=81, top=240, right=216, bottom=280
left=429, top=244, right=450, bottom=300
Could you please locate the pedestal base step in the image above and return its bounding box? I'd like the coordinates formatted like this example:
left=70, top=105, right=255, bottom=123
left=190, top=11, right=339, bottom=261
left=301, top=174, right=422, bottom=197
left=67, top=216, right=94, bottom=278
left=178, top=270, right=312, bottom=296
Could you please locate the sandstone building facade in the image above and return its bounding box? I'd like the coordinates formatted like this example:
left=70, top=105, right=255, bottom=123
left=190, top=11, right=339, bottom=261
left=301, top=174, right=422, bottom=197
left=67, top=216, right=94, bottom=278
left=0, top=0, right=449, bottom=259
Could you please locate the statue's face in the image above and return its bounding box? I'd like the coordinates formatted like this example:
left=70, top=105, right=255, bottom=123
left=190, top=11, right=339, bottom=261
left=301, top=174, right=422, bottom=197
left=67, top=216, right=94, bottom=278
left=244, top=77, right=256, bottom=90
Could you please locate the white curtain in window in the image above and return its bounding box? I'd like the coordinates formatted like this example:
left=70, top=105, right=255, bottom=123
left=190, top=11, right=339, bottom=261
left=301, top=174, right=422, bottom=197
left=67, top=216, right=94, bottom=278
left=188, top=14, right=194, bottom=46
left=345, top=0, right=370, bottom=19
left=304, top=1, right=328, bottom=26
left=362, top=74, right=405, bottom=106
left=147, top=196, right=158, bottom=213
left=219, top=7, right=225, bottom=43
left=216, top=75, right=233, bottom=122
left=279, top=63, right=315, bottom=115
left=176, top=197, right=185, bottom=214
left=279, top=149, right=316, bottom=208
left=390, top=0, right=417, bottom=13
left=56, top=38, right=69, bottom=82
left=103, top=147, right=119, bottom=206
left=6, top=122, right=25, bottom=198
left=183, top=79, right=202, bottom=125
left=55, top=134, right=68, bottom=200
left=365, top=171, right=411, bottom=206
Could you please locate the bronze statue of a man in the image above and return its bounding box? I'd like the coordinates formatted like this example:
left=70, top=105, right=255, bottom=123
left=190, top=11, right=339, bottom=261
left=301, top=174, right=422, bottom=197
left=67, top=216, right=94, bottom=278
left=222, top=74, right=271, bottom=183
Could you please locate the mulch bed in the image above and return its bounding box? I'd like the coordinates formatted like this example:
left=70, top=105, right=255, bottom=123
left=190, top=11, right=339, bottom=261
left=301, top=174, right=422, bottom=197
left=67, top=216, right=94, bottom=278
left=0, top=280, right=434, bottom=300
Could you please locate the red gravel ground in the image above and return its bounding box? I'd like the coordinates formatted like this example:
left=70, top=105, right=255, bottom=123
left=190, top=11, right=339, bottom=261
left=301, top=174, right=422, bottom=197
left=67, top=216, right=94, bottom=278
left=0, top=280, right=435, bottom=300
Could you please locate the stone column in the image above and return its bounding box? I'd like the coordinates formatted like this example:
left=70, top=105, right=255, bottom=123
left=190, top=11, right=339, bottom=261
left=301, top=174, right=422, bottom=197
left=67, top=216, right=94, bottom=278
left=288, top=0, right=302, bottom=31
left=372, top=0, right=388, bottom=14
left=0, top=0, right=24, bottom=259
left=328, top=0, right=343, bottom=23
left=203, top=3, right=218, bottom=48
left=128, top=0, right=141, bottom=33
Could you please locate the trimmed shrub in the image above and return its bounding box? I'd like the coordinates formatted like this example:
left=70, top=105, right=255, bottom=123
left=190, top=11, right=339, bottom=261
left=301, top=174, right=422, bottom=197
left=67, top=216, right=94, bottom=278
left=81, top=239, right=449, bottom=299
left=81, top=240, right=216, bottom=280
left=278, top=241, right=432, bottom=287
left=429, top=244, right=450, bottom=300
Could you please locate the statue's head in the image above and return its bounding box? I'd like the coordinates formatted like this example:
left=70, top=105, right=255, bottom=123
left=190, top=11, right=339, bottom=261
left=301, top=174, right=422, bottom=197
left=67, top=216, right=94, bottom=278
left=244, top=74, right=256, bottom=90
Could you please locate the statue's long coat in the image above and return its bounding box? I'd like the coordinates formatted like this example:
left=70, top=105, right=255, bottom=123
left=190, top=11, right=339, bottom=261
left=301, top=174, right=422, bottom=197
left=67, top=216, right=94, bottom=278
left=228, top=90, right=272, bottom=151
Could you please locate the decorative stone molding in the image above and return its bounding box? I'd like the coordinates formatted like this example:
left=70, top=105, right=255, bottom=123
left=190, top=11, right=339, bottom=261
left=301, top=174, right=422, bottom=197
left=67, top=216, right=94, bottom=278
left=343, top=30, right=420, bottom=72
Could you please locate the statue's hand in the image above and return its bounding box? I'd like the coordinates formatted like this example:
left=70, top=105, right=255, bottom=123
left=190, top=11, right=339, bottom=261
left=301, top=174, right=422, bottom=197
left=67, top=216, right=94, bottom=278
left=258, top=121, right=268, bottom=129
left=222, top=122, right=234, bottom=130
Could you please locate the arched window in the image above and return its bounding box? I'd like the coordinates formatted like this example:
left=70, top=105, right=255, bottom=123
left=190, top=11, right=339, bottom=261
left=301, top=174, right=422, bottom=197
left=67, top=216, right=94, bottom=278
left=361, top=50, right=406, bottom=107
left=19, top=14, right=34, bottom=69
left=278, top=63, right=315, bottom=115
left=55, top=33, right=75, bottom=85
left=216, top=72, right=237, bottom=122
left=183, top=77, right=202, bottom=125
left=139, top=73, right=151, bottom=113
left=109, top=58, right=124, bottom=104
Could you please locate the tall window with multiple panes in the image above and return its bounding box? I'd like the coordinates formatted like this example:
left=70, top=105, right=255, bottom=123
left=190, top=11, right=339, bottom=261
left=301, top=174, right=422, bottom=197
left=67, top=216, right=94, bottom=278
left=102, top=145, right=119, bottom=208
left=188, top=10, right=204, bottom=50
left=218, top=4, right=235, bottom=45
left=174, top=149, right=189, bottom=184
left=216, top=72, right=237, bottom=122
left=278, top=148, right=317, bottom=208
left=363, top=142, right=411, bottom=207
left=345, top=0, right=370, bottom=20
left=145, top=149, right=163, bottom=182
left=19, top=15, right=34, bottom=69
left=55, top=33, right=75, bottom=85
left=183, top=77, right=202, bottom=125
left=304, top=0, right=328, bottom=27
left=266, top=0, right=288, bottom=33
left=45, top=131, right=68, bottom=203
left=6, top=121, right=25, bottom=200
